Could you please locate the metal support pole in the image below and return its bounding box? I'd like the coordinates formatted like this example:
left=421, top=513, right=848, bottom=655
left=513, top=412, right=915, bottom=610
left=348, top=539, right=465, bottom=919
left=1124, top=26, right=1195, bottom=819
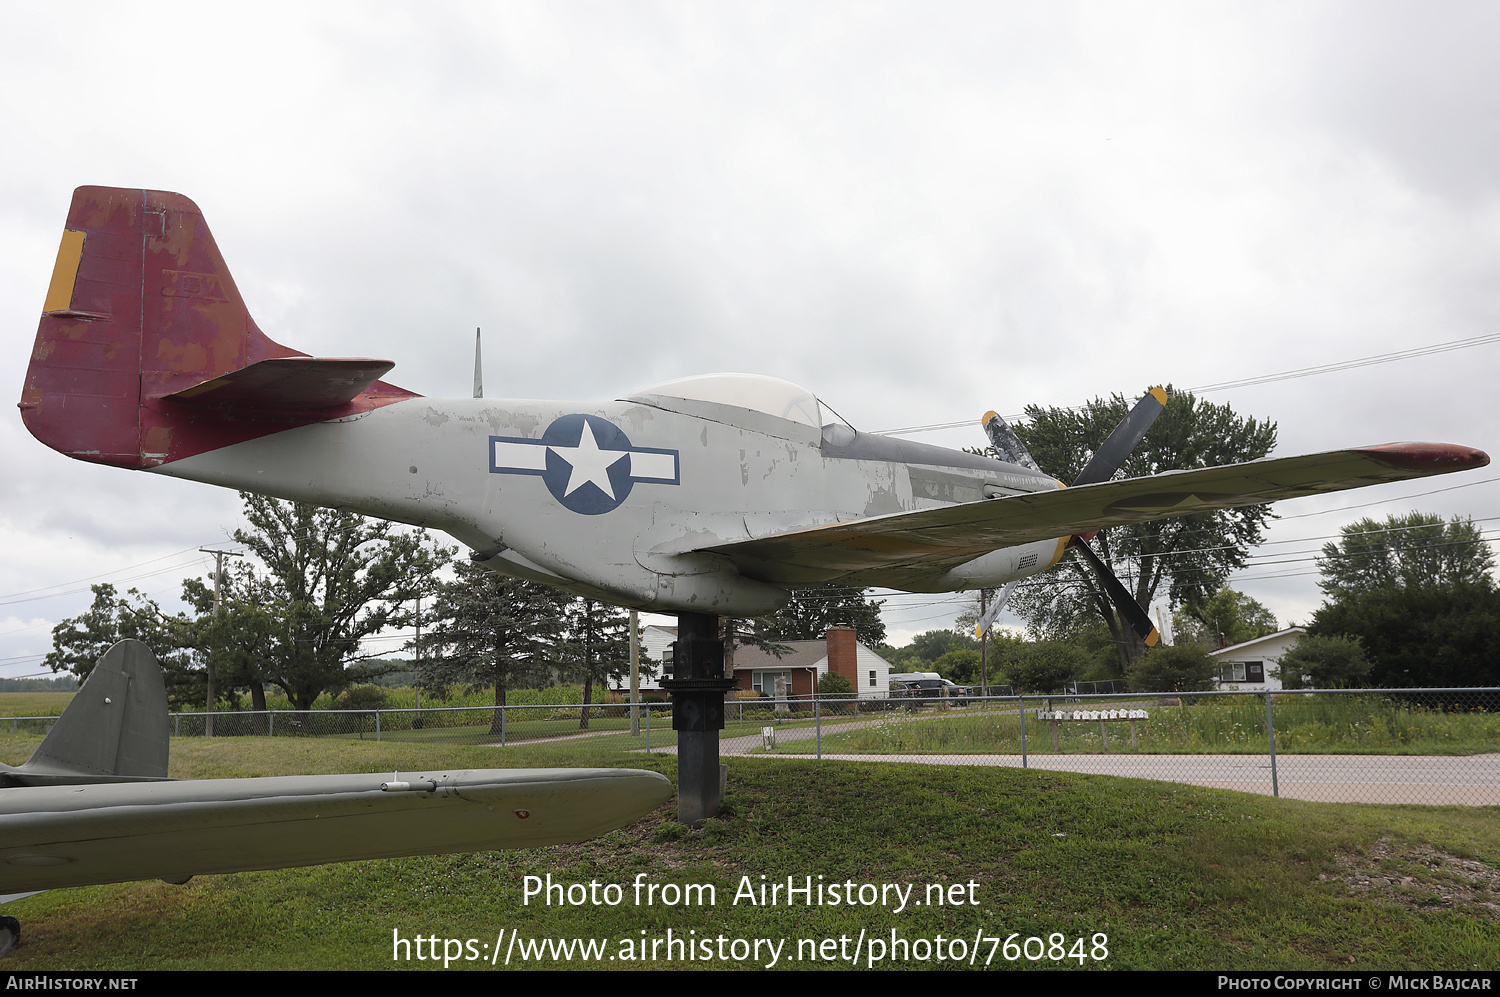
left=1019, top=694, right=1028, bottom=768
left=375, top=709, right=381, bottom=742
left=501, top=705, right=507, bottom=747
left=1265, top=692, right=1279, bottom=798
left=815, top=695, right=822, bottom=760
left=661, top=612, right=735, bottom=823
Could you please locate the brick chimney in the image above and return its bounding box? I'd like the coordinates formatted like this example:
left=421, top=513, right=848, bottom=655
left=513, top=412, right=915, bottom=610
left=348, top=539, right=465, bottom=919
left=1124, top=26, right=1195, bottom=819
left=825, top=626, right=858, bottom=688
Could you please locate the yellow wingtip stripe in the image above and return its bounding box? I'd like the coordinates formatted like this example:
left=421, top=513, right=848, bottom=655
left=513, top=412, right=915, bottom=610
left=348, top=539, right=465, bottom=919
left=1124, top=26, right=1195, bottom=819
left=1145, top=629, right=1160, bottom=647
left=1148, top=386, right=1167, bottom=405
left=981, top=410, right=998, bottom=424
left=43, top=230, right=86, bottom=313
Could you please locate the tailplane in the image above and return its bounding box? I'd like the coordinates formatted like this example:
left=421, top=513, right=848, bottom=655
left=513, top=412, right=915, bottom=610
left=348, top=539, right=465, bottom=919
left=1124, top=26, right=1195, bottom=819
left=0, top=640, right=170, bottom=787
left=20, top=186, right=419, bottom=469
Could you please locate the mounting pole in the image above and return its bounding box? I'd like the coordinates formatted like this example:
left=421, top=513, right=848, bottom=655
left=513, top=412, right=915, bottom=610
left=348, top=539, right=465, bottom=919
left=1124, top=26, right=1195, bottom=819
left=660, top=612, right=735, bottom=822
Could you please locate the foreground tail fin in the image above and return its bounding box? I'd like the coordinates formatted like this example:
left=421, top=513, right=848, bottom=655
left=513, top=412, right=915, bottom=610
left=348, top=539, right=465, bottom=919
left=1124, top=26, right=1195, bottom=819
left=20, top=186, right=417, bottom=469
left=3, top=640, right=169, bottom=786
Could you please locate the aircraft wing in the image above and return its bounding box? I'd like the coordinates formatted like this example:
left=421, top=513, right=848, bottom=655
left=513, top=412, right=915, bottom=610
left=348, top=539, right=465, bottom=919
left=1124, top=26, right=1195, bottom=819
left=0, top=767, right=673, bottom=893
left=705, top=442, right=1488, bottom=587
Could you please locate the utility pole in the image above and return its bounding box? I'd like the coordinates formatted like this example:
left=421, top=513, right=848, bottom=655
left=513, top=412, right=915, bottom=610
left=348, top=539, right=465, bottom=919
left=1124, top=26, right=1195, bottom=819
left=629, top=609, right=640, bottom=736
left=979, top=588, right=989, bottom=697
left=200, top=548, right=244, bottom=737
left=413, top=592, right=423, bottom=728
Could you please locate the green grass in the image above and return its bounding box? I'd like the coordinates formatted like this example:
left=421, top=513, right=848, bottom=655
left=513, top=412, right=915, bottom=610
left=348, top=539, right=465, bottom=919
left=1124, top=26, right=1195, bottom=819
left=804, top=696, right=1500, bottom=756
left=1, top=734, right=1496, bottom=970
left=0, top=691, right=73, bottom=717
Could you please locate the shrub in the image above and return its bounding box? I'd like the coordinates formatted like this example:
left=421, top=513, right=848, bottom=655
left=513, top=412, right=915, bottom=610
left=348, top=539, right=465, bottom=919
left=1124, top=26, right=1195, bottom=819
left=1004, top=641, right=1085, bottom=693
left=818, top=673, right=855, bottom=700
left=1128, top=644, right=1217, bottom=692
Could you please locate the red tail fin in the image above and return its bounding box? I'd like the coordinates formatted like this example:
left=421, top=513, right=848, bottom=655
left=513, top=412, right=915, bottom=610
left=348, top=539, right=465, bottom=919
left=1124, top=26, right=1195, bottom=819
left=20, top=187, right=418, bottom=469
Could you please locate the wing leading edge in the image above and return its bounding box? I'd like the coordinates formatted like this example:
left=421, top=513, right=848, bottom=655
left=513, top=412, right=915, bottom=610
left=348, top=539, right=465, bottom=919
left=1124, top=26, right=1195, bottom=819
left=705, top=442, right=1489, bottom=588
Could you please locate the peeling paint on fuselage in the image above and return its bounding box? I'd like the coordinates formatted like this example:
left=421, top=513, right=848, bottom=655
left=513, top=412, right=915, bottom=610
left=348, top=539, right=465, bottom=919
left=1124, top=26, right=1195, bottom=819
left=151, top=397, right=1060, bottom=615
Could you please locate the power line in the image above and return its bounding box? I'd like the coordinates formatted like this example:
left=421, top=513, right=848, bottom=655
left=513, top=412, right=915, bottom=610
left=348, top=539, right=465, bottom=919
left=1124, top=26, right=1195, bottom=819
left=874, top=332, right=1500, bottom=436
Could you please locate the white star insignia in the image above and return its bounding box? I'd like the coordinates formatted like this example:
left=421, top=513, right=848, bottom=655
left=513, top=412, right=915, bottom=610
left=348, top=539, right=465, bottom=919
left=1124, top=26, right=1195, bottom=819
left=553, top=421, right=626, bottom=498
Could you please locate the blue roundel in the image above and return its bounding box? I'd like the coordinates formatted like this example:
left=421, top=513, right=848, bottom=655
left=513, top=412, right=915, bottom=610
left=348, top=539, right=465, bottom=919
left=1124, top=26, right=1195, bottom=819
left=539, top=414, right=636, bottom=515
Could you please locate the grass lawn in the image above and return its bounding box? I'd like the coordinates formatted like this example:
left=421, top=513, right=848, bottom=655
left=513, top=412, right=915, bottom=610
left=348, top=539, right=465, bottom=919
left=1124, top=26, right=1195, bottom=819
left=803, top=695, right=1500, bottom=756
left=1, top=733, right=1496, bottom=970
left=0, top=692, right=73, bottom=718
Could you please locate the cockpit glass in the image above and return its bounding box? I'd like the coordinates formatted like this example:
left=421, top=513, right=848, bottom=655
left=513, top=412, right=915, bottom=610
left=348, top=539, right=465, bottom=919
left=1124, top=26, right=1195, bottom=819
left=635, top=373, right=823, bottom=428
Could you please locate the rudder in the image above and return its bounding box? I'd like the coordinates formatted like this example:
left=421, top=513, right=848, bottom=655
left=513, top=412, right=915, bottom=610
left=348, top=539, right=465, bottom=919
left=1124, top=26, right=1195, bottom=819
left=21, top=639, right=169, bottom=782
left=21, top=187, right=417, bottom=469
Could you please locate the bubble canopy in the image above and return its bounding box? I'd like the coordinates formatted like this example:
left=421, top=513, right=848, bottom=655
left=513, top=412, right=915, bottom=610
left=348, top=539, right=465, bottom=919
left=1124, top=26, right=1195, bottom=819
left=626, top=373, right=855, bottom=444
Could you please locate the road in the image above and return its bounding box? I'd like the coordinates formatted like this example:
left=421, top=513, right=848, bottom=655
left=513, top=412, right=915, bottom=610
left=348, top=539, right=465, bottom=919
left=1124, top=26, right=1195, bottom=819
left=656, top=725, right=1500, bottom=805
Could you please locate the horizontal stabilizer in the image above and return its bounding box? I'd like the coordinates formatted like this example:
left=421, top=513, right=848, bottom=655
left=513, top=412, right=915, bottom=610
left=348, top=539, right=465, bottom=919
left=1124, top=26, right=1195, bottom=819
left=1, top=640, right=169, bottom=788
left=163, top=357, right=397, bottom=411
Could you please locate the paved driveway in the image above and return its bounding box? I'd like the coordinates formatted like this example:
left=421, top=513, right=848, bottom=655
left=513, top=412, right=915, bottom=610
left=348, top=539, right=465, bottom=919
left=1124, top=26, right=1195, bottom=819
left=664, top=726, right=1500, bottom=804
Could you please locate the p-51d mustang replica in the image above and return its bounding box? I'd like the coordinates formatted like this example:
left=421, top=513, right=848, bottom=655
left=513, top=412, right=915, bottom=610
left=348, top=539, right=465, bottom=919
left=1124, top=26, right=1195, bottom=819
left=0, top=639, right=672, bottom=955
left=20, top=187, right=1490, bottom=819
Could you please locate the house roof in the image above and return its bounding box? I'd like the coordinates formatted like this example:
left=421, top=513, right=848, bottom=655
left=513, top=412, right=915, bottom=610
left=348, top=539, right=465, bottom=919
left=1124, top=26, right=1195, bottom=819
left=1207, top=627, right=1306, bottom=658
left=732, top=639, right=829, bottom=672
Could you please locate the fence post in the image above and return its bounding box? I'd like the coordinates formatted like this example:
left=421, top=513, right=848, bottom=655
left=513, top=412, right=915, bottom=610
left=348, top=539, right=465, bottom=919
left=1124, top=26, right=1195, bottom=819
left=1265, top=691, right=1279, bottom=799
left=269, top=711, right=274, bottom=737
left=1019, top=694, right=1027, bottom=768
left=174, top=714, right=179, bottom=738
left=646, top=702, right=651, bottom=752
left=815, top=695, right=822, bottom=760
left=375, top=709, right=381, bottom=742
left=501, top=705, right=507, bottom=747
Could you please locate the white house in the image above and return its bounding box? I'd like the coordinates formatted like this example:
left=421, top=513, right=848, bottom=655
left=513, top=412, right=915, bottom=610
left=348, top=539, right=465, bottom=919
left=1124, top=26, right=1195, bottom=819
left=1208, top=627, right=1305, bottom=691
left=603, top=624, right=673, bottom=695
left=729, top=626, right=893, bottom=703
left=607, top=625, right=894, bottom=702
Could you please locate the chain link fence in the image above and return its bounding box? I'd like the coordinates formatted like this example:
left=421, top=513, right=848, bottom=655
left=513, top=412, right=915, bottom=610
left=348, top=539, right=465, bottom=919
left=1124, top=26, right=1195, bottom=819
left=6, top=687, right=1494, bottom=804
left=745, top=687, right=1500, bottom=805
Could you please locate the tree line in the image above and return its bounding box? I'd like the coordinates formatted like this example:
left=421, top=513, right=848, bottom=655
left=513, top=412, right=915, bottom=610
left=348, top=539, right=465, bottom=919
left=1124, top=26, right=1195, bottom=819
left=45, top=493, right=643, bottom=724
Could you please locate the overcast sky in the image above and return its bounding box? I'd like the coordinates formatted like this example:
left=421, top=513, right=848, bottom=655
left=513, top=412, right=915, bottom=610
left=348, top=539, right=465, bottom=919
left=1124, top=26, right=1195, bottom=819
left=3, top=2, right=1499, bottom=679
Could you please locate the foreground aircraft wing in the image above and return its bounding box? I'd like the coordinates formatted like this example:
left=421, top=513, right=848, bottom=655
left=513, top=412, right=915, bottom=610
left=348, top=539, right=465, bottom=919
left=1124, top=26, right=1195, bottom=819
left=706, top=442, right=1488, bottom=586
left=0, top=767, right=673, bottom=893
left=0, top=640, right=673, bottom=895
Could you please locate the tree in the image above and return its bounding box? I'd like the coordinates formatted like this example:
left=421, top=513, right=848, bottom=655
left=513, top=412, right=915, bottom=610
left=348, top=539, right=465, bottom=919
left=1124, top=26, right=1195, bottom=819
left=1276, top=635, right=1369, bottom=689
left=1004, top=641, right=1085, bottom=693
left=1175, top=586, right=1279, bottom=649
left=1309, top=583, right=1500, bottom=687
left=561, top=597, right=630, bottom=729
left=424, top=562, right=568, bottom=732
left=758, top=585, right=886, bottom=646
left=1127, top=644, right=1218, bottom=693
left=933, top=648, right=981, bottom=684
left=230, top=493, right=448, bottom=712
left=1316, top=513, right=1493, bottom=600
left=45, top=584, right=201, bottom=708
left=1006, top=390, right=1277, bottom=670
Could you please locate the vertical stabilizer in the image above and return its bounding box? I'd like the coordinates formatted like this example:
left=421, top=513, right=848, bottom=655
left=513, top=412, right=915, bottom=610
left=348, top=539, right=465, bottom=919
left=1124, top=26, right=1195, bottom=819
left=20, top=187, right=417, bottom=470
left=19, top=640, right=169, bottom=782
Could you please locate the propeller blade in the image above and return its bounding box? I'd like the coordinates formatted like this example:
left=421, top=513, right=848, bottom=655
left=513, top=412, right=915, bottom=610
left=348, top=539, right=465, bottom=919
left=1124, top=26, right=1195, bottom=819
left=1071, top=387, right=1168, bottom=487
left=973, top=580, right=1018, bottom=639
left=1068, top=536, right=1160, bottom=647
left=981, top=411, right=1041, bottom=472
